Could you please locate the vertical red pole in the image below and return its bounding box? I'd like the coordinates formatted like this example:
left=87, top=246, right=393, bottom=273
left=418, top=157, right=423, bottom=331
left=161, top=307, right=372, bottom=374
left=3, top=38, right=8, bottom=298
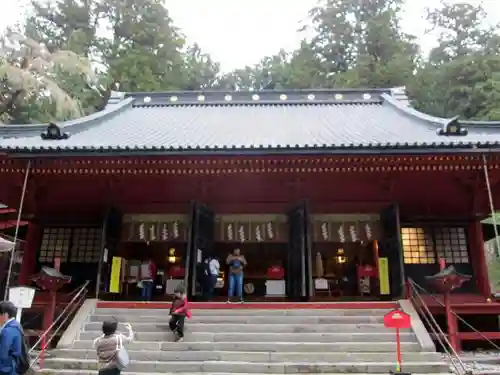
left=396, top=327, right=402, bottom=372
left=439, top=258, right=459, bottom=351
left=40, top=291, right=56, bottom=369
left=469, top=221, right=491, bottom=297
left=19, top=222, right=41, bottom=285
left=444, top=292, right=459, bottom=351
left=40, top=258, right=60, bottom=369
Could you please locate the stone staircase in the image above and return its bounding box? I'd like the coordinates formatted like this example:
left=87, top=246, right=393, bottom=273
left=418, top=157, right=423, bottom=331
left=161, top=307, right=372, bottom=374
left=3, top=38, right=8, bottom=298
left=41, top=303, right=450, bottom=374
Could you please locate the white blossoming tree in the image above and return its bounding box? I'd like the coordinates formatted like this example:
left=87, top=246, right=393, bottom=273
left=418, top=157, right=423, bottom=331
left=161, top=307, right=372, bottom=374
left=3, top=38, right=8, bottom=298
left=0, top=30, right=93, bottom=124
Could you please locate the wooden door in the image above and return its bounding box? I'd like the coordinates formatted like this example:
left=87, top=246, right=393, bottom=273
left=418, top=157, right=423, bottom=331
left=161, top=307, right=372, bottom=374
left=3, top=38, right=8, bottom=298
left=185, top=202, right=215, bottom=299
left=379, top=203, right=405, bottom=298
left=287, top=202, right=312, bottom=301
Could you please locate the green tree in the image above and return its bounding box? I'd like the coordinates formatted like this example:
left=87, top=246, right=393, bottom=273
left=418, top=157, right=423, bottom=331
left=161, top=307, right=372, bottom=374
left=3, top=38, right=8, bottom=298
left=426, top=1, right=500, bottom=65
left=409, top=1, right=500, bottom=120
left=97, top=0, right=187, bottom=92
left=26, top=0, right=222, bottom=95
left=306, top=0, right=418, bottom=88
left=181, top=43, right=221, bottom=90
left=0, top=31, right=94, bottom=124
left=410, top=55, right=500, bottom=120
left=217, top=42, right=325, bottom=90
left=25, top=0, right=101, bottom=56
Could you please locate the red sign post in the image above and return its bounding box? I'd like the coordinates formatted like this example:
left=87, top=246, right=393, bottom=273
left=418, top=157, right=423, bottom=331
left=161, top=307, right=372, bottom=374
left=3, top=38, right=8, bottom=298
left=384, top=309, right=412, bottom=373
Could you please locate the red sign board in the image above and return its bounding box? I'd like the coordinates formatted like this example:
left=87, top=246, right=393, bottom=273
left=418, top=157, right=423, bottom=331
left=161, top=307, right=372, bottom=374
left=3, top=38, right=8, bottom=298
left=384, top=309, right=411, bottom=329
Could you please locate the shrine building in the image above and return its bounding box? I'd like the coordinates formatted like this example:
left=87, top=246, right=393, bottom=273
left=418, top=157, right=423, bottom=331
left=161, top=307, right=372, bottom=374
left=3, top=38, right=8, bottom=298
left=0, top=88, right=499, bottom=305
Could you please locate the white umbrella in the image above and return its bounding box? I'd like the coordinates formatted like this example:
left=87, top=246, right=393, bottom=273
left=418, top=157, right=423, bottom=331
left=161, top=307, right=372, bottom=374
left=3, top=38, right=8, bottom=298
left=0, top=236, right=14, bottom=252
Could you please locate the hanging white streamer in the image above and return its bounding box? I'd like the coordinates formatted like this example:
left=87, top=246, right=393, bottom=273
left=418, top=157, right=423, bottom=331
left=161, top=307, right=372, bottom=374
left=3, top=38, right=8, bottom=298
left=139, top=223, right=145, bottom=240
left=161, top=223, right=168, bottom=241
left=239, top=225, right=245, bottom=242
left=365, top=223, right=372, bottom=240
left=227, top=223, right=233, bottom=241
left=267, top=222, right=274, bottom=239
left=255, top=225, right=262, bottom=242
left=321, top=222, right=328, bottom=240
left=338, top=225, right=345, bottom=243
left=173, top=221, right=179, bottom=239
left=349, top=225, right=357, bottom=242
left=149, top=224, right=156, bottom=241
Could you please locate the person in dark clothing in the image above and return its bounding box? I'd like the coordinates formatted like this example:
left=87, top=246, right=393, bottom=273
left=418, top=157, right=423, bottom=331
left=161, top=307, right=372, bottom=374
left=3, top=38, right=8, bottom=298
left=347, top=256, right=360, bottom=296
left=202, top=255, right=220, bottom=301
left=0, top=301, right=22, bottom=375
left=169, top=285, right=189, bottom=342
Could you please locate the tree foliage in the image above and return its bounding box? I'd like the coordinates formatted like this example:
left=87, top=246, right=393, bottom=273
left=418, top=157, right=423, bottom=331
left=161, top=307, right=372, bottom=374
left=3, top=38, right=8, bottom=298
left=0, top=31, right=94, bottom=124
left=409, top=1, right=500, bottom=120
left=2, top=0, right=500, bottom=123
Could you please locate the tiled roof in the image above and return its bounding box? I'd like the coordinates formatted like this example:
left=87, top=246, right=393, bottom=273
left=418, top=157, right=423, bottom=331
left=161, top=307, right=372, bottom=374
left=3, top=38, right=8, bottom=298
left=1, top=88, right=500, bottom=155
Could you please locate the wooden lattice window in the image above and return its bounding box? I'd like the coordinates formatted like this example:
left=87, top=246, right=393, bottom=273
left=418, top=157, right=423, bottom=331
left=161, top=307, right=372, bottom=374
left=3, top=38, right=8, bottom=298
left=39, top=227, right=71, bottom=263
left=401, top=227, right=436, bottom=264
left=402, top=226, right=469, bottom=265
left=70, top=228, right=101, bottom=263
left=434, top=227, right=469, bottom=264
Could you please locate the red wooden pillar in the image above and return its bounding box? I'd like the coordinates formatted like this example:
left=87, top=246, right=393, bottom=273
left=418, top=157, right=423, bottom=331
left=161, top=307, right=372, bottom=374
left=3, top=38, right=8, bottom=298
left=19, top=222, right=41, bottom=285
left=439, top=258, right=460, bottom=352
left=444, top=292, right=460, bottom=351
left=468, top=221, right=491, bottom=297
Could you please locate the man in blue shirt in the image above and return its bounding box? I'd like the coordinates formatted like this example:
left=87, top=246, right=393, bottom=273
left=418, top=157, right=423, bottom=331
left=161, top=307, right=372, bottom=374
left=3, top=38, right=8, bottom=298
left=0, top=301, right=22, bottom=375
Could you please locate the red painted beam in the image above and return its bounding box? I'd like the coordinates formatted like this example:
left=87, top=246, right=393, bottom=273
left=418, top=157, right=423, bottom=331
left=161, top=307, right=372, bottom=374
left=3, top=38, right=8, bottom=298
left=96, top=301, right=398, bottom=310
left=427, top=303, right=500, bottom=315
left=457, top=332, right=500, bottom=340
left=432, top=332, right=500, bottom=341
left=0, top=220, right=28, bottom=230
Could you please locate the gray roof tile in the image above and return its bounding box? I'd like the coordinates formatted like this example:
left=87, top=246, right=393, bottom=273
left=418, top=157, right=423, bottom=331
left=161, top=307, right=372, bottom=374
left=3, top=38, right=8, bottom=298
left=1, top=89, right=500, bottom=155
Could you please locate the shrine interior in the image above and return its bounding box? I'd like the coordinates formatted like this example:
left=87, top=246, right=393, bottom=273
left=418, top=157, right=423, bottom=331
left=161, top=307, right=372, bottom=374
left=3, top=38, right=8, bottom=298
left=90, top=212, right=386, bottom=302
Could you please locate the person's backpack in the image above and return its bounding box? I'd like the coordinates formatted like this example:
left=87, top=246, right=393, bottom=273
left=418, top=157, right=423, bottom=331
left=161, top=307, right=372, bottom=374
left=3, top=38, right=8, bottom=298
left=14, top=326, right=30, bottom=375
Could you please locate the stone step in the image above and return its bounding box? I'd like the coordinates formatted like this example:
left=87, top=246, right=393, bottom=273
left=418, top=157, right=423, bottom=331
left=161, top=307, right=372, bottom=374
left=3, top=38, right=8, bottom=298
left=51, top=349, right=442, bottom=362
left=93, top=308, right=392, bottom=317
left=40, top=371, right=451, bottom=375
left=72, top=339, right=422, bottom=352
left=78, top=331, right=415, bottom=342
left=84, top=322, right=404, bottom=333
left=89, top=314, right=384, bottom=324
left=42, top=358, right=448, bottom=373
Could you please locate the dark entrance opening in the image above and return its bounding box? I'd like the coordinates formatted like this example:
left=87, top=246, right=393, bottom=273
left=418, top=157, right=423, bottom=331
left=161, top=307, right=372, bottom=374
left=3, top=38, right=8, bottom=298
left=287, top=202, right=313, bottom=301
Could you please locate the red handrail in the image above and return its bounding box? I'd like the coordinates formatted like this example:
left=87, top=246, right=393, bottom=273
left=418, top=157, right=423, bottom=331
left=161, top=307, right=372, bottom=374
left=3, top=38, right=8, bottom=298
left=407, top=278, right=470, bottom=375
left=29, top=280, right=90, bottom=367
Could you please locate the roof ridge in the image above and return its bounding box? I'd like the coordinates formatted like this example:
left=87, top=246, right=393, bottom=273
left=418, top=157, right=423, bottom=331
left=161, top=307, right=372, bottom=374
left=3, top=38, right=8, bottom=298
left=0, top=98, right=134, bottom=139
left=381, top=93, right=449, bottom=127
left=131, top=101, right=384, bottom=108
left=123, top=89, right=389, bottom=107
left=382, top=92, right=500, bottom=129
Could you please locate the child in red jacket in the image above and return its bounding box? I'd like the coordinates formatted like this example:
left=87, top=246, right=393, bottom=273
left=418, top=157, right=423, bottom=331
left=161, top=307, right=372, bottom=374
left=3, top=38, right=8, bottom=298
left=169, top=285, right=191, bottom=342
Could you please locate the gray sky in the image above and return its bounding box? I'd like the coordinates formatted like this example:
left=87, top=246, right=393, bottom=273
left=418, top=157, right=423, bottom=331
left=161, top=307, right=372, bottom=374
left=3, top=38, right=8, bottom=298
left=1, top=0, right=499, bottom=72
